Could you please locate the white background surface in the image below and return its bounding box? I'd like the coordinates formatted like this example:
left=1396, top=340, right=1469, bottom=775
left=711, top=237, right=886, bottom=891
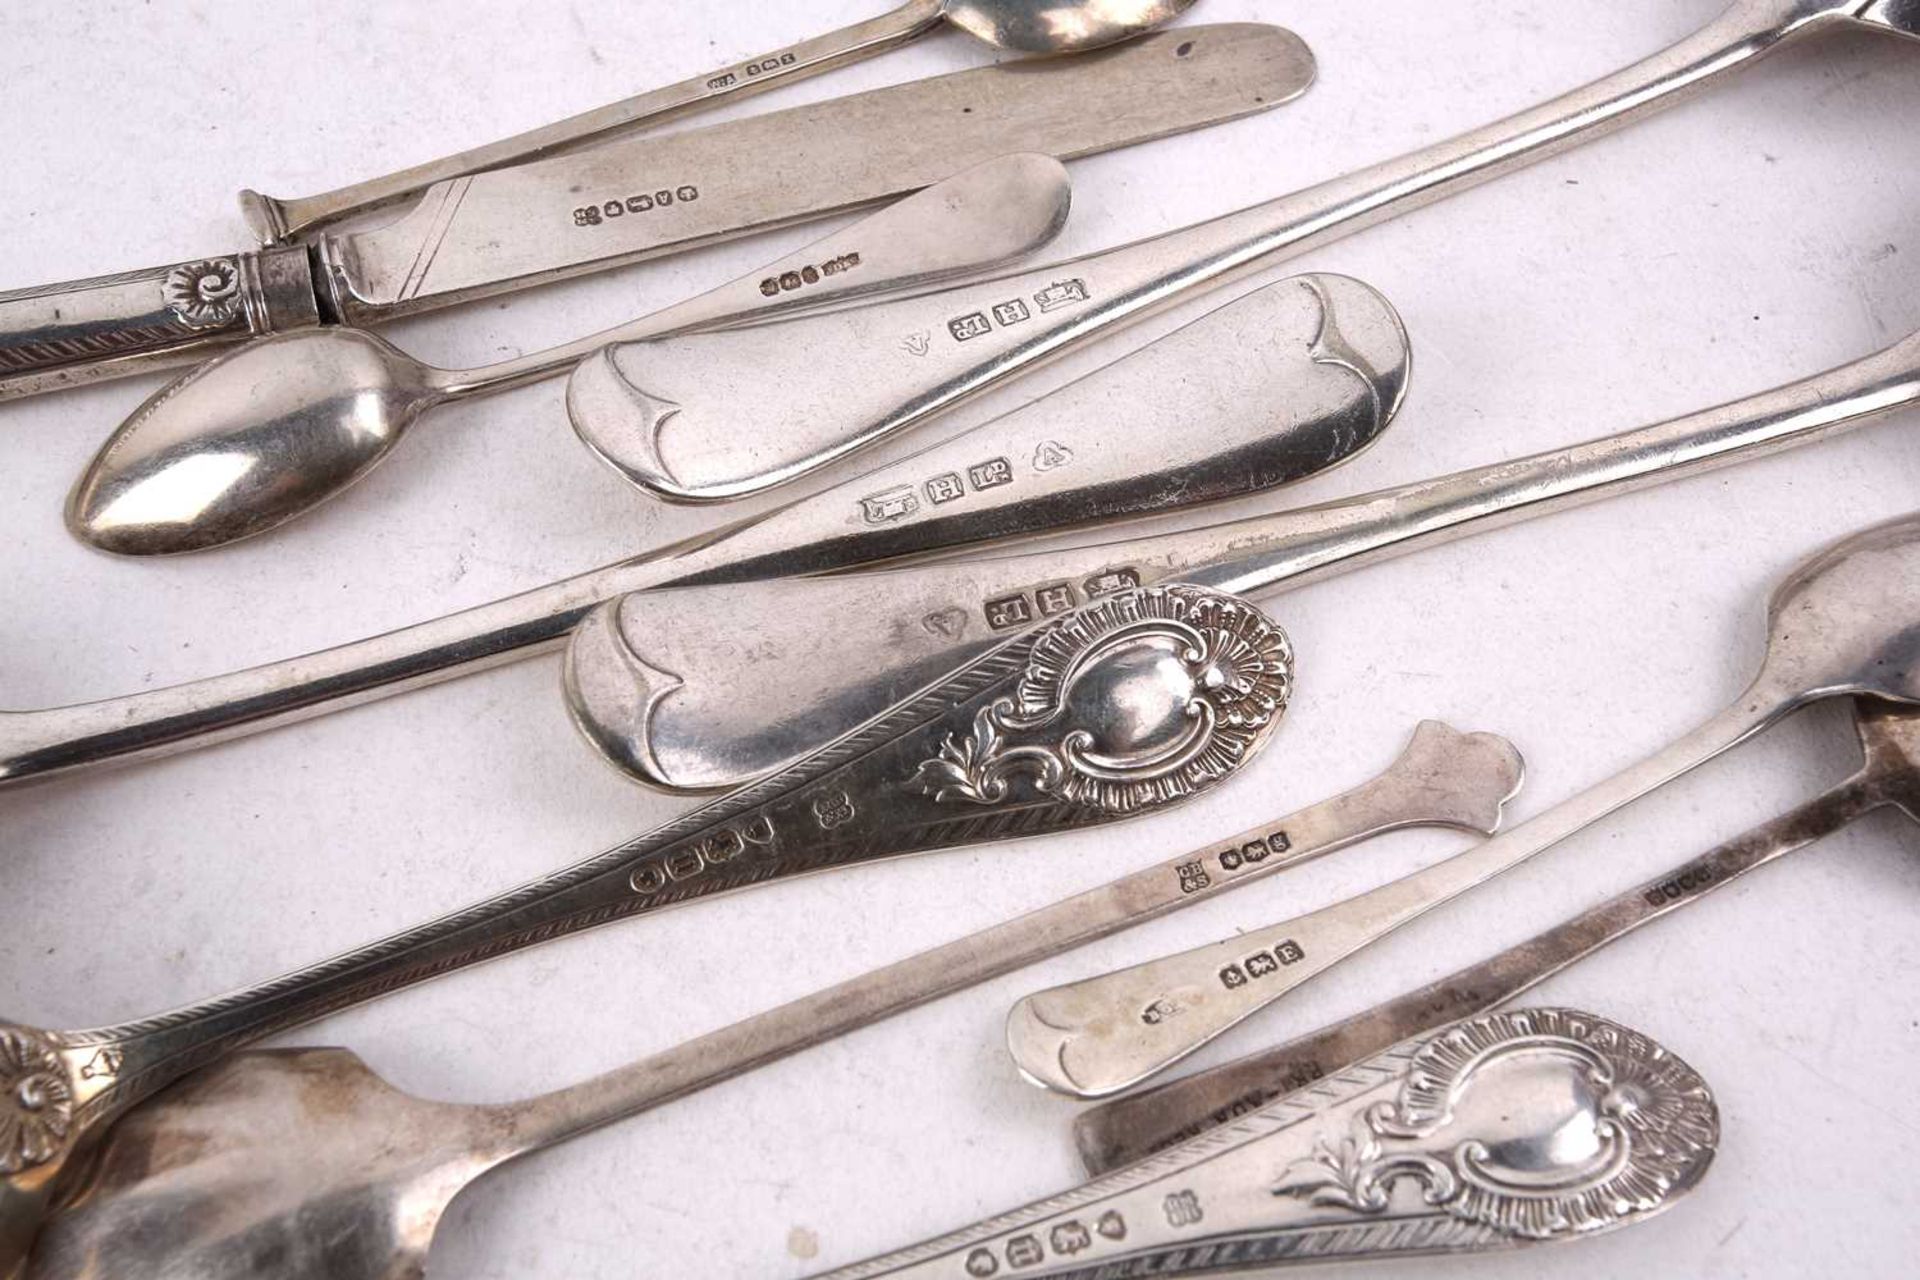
left=3, top=2, right=1919, bottom=1276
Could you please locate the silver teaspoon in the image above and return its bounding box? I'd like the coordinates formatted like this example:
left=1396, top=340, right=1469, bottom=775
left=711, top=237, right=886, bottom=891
left=1073, top=697, right=1920, bottom=1175
left=21, top=720, right=1514, bottom=1280
left=68, top=154, right=1070, bottom=556
left=1005, top=514, right=1920, bottom=1097
left=0, top=581, right=1290, bottom=1274
left=815, top=1008, right=1716, bottom=1278
left=243, top=0, right=1197, bottom=243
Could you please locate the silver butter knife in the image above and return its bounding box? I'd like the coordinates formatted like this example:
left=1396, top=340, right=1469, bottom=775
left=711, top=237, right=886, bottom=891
left=0, top=23, right=1312, bottom=399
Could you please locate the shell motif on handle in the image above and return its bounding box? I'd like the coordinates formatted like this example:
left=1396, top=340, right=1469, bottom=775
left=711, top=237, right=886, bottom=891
left=906, top=584, right=1294, bottom=816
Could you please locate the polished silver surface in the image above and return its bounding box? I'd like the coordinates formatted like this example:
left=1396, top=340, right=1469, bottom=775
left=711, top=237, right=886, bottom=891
left=1073, top=698, right=1920, bottom=1175
left=567, top=275, right=1406, bottom=785
left=67, top=156, right=1072, bottom=556
left=1006, top=515, right=1920, bottom=1097
left=572, top=326, right=1920, bottom=791
left=0, top=24, right=1295, bottom=398
left=568, top=0, right=1920, bottom=503
left=239, top=0, right=1199, bottom=245
left=18, top=718, right=1518, bottom=1280
left=0, top=583, right=1286, bottom=1275
left=816, top=1008, right=1716, bottom=1277
left=0, top=274, right=1407, bottom=789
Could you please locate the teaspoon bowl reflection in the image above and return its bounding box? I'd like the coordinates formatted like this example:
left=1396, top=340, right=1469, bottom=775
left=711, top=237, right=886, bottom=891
left=67, top=329, right=440, bottom=555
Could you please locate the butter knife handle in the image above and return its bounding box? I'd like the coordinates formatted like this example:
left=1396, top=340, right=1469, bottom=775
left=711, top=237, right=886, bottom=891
left=242, top=0, right=947, bottom=244
left=0, top=245, right=320, bottom=401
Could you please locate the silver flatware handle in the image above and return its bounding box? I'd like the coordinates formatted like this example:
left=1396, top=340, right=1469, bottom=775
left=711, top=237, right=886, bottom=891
left=0, top=273, right=1406, bottom=791
left=0, top=246, right=322, bottom=398
left=583, top=327, right=1920, bottom=792
left=485, top=720, right=1523, bottom=1155
left=40, top=583, right=1291, bottom=1135
left=1070, top=734, right=1897, bottom=1175
left=1005, top=690, right=1789, bottom=1098
left=814, top=1008, right=1718, bottom=1278
left=240, top=2, right=947, bottom=244
left=568, top=0, right=1836, bottom=502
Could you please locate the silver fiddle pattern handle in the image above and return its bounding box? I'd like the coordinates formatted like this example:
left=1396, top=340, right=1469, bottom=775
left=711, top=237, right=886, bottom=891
left=570, top=0, right=1839, bottom=502
left=815, top=1008, right=1718, bottom=1278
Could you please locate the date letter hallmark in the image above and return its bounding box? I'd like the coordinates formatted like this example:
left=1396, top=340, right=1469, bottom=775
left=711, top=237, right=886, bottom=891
left=573, top=184, right=699, bottom=228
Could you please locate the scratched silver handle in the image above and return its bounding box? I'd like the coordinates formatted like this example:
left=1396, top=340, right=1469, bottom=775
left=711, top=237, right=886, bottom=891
left=239, top=2, right=946, bottom=243
left=568, top=0, right=1838, bottom=502
left=0, top=246, right=322, bottom=399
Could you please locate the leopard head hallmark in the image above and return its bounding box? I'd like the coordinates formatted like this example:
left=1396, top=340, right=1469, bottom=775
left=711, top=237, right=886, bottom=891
left=909, top=584, right=1293, bottom=814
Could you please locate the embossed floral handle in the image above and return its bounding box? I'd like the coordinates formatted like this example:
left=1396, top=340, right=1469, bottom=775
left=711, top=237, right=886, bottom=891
left=0, top=247, right=331, bottom=396
left=813, top=1008, right=1718, bottom=1278
left=0, top=583, right=1292, bottom=1267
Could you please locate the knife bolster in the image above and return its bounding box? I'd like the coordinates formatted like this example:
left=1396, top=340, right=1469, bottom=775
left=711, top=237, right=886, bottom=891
left=0, top=243, right=321, bottom=400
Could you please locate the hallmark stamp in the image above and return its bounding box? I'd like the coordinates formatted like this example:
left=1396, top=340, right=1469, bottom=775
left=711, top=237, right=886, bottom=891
left=1176, top=859, right=1212, bottom=894
left=858, top=485, right=920, bottom=524
left=759, top=251, right=860, bottom=298
left=922, top=607, right=969, bottom=638
left=1005, top=1234, right=1045, bottom=1267
left=79, top=1047, right=123, bottom=1081
left=949, top=312, right=993, bottom=342
left=901, top=330, right=931, bottom=357
left=1034, top=583, right=1076, bottom=616
left=965, top=1248, right=999, bottom=1277
left=968, top=457, right=1014, bottom=490
left=992, top=298, right=1032, bottom=327
left=1050, top=1221, right=1091, bottom=1255
left=1034, top=279, right=1091, bottom=312
left=572, top=184, right=698, bottom=227
left=1142, top=997, right=1182, bottom=1025
left=1163, top=1190, right=1205, bottom=1227
left=985, top=594, right=1035, bottom=631
left=1096, top=1211, right=1127, bottom=1241
left=925, top=472, right=966, bottom=504
left=812, top=790, right=857, bottom=829
left=1031, top=440, right=1073, bottom=472
left=1082, top=568, right=1142, bottom=598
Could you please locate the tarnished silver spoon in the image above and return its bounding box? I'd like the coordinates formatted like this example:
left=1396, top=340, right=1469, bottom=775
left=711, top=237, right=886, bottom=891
left=1006, top=513, right=1920, bottom=1097
left=0, top=579, right=1291, bottom=1275
left=68, top=154, right=1070, bottom=556
left=21, top=720, right=1518, bottom=1280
